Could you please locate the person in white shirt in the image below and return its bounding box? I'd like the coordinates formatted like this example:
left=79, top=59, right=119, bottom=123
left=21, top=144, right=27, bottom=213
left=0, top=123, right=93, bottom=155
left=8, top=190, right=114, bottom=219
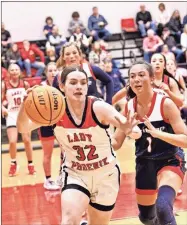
left=69, top=26, right=91, bottom=55
left=46, top=25, right=67, bottom=56
left=156, top=3, right=170, bottom=36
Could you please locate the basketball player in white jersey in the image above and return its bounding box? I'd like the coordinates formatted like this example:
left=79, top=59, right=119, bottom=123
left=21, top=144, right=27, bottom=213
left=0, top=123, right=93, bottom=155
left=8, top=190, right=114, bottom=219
left=2, top=63, right=36, bottom=176
left=112, top=61, right=187, bottom=225
left=17, top=64, right=139, bottom=225
left=38, top=62, right=61, bottom=190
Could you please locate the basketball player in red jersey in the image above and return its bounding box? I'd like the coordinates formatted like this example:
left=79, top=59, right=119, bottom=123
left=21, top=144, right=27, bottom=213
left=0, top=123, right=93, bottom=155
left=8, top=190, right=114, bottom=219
left=39, top=62, right=60, bottom=190
left=2, top=63, right=36, bottom=176
left=17, top=64, right=139, bottom=225
left=112, top=53, right=184, bottom=108
left=113, top=61, right=187, bottom=225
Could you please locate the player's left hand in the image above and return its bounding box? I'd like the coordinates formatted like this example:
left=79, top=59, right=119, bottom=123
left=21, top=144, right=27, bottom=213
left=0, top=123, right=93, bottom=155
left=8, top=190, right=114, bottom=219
left=115, top=110, right=140, bottom=135
left=159, top=82, right=170, bottom=93
left=143, top=115, right=159, bottom=138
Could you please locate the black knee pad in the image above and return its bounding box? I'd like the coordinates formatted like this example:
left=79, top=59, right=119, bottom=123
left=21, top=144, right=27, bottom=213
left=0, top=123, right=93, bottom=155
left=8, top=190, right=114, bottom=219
left=138, top=204, right=156, bottom=225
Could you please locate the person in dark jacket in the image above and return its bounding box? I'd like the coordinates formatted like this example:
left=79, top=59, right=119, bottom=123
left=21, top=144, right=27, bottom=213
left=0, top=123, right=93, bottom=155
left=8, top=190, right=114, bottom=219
left=168, top=10, right=183, bottom=43
left=136, top=4, right=157, bottom=37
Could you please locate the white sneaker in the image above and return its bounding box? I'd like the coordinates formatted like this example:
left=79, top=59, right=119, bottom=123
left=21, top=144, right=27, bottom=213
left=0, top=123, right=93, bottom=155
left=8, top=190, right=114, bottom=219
left=43, top=179, right=60, bottom=190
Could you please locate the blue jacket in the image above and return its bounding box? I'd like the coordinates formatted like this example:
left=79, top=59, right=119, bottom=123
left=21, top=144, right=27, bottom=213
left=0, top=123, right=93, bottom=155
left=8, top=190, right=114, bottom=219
left=88, top=14, right=108, bottom=31
left=100, top=68, right=126, bottom=96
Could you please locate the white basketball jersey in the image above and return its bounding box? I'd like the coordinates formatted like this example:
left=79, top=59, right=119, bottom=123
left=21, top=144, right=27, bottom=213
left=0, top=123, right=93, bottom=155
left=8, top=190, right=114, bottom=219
left=5, top=80, right=26, bottom=112
left=53, top=97, right=116, bottom=172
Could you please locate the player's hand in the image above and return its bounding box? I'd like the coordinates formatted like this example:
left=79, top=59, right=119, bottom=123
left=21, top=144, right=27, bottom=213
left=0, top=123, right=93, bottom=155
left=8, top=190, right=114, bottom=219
left=159, top=82, right=170, bottom=93
left=115, top=110, right=139, bottom=135
left=2, top=106, right=8, bottom=118
left=23, top=85, right=40, bottom=101
left=143, top=115, right=159, bottom=138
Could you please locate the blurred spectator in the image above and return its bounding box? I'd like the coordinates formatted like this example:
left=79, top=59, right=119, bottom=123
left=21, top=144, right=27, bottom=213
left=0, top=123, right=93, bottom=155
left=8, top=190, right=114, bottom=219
left=168, top=10, right=182, bottom=43
left=1, top=22, right=12, bottom=54
left=20, top=40, right=45, bottom=77
left=88, top=6, right=111, bottom=41
left=101, top=58, right=126, bottom=95
left=5, top=43, right=23, bottom=69
left=143, top=29, right=163, bottom=62
left=162, top=27, right=184, bottom=63
left=69, top=26, right=91, bottom=55
left=43, top=16, right=55, bottom=39
left=2, top=67, right=8, bottom=81
left=89, top=41, right=108, bottom=65
left=161, top=44, right=175, bottom=61
left=166, top=58, right=186, bottom=91
left=46, top=25, right=67, bottom=56
left=45, top=46, right=58, bottom=65
left=181, top=24, right=187, bottom=62
left=136, top=4, right=157, bottom=37
left=156, top=3, right=170, bottom=36
left=68, top=11, right=88, bottom=35
left=183, top=14, right=187, bottom=26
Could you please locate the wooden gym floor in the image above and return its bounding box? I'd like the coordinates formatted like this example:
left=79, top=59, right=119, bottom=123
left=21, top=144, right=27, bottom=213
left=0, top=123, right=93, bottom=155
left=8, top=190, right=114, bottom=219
left=2, top=139, right=187, bottom=225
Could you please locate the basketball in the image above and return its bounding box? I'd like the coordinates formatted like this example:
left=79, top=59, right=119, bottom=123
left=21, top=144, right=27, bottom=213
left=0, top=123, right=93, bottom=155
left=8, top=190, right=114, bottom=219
left=24, top=86, right=65, bottom=125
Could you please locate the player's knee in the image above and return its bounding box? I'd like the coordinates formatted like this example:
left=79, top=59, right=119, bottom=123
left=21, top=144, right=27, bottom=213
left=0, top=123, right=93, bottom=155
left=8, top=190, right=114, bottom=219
left=139, top=214, right=154, bottom=225
left=61, top=209, right=80, bottom=225
left=9, top=140, right=16, bottom=147
left=138, top=204, right=156, bottom=225
left=22, top=136, right=30, bottom=145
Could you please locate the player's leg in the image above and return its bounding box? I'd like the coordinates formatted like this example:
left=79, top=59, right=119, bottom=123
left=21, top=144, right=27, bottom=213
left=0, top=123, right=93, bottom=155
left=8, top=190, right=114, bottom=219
left=156, top=149, right=186, bottom=225
left=136, top=158, right=158, bottom=225
left=88, top=165, right=120, bottom=225
left=42, top=138, right=60, bottom=190
left=22, top=132, right=36, bottom=175
left=88, top=205, right=113, bottom=225
left=61, top=188, right=90, bottom=225
left=7, top=126, right=19, bottom=176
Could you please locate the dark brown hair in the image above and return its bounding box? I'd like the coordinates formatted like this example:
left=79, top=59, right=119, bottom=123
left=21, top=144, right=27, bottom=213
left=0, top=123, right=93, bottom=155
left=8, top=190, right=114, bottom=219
left=72, top=11, right=80, bottom=18
left=158, top=3, right=165, bottom=10
left=61, top=64, right=88, bottom=84
left=45, top=16, right=53, bottom=23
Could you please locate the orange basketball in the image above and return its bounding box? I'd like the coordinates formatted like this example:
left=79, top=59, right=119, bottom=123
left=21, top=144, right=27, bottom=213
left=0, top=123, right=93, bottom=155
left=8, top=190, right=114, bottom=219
left=24, top=86, right=65, bottom=126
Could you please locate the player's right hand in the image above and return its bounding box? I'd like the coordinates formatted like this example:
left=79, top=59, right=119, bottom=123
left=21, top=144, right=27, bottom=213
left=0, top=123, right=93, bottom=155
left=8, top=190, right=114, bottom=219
left=2, top=106, right=8, bottom=118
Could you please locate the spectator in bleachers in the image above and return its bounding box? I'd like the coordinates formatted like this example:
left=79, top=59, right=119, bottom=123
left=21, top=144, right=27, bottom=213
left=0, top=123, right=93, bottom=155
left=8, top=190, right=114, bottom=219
left=162, top=27, right=184, bottom=63
left=69, top=26, right=91, bottom=56
left=168, top=10, right=183, bottom=43
left=161, top=44, right=175, bottom=61
left=88, top=6, right=111, bottom=41
left=68, top=11, right=88, bottom=36
left=181, top=24, right=187, bottom=62
left=45, top=46, right=58, bottom=65
left=46, top=25, right=67, bottom=56
left=1, top=22, right=12, bottom=54
left=88, top=41, right=108, bottom=66
left=43, top=16, right=55, bottom=39
left=6, top=43, right=23, bottom=69
left=143, top=29, right=163, bottom=62
left=136, top=4, right=157, bottom=37
left=20, top=40, right=45, bottom=77
left=183, top=14, right=187, bottom=26
left=166, top=58, right=186, bottom=91
left=101, top=57, right=126, bottom=95
left=156, top=3, right=170, bottom=36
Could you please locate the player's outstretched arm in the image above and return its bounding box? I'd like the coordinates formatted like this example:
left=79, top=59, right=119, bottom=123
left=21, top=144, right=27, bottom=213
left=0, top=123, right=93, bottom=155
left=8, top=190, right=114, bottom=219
left=144, top=98, right=187, bottom=148
left=93, top=100, right=139, bottom=135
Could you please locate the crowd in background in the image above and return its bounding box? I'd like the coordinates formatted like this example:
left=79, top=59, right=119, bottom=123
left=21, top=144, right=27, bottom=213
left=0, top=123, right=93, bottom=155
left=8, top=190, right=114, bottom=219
left=1, top=4, right=187, bottom=100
